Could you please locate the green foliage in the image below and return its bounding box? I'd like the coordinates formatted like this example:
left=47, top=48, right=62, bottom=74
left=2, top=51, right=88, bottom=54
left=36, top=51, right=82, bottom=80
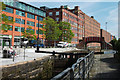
left=42, top=17, right=62, bottom=43
left=0, top=2, right=14, bottom=33
left=110, top=39, right=120, bottom=53
left=22, top=26, right=36, bottom=40
left=59, top=21, right=74, bottom=43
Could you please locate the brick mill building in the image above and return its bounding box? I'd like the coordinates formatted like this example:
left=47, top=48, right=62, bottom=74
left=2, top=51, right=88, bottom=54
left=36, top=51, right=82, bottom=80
left=40, top=6, right=85, bottom=45
left=84, top=14, right=100, bottom=47
left=100, top=29, right=115, bottom=43
left=1, top=0, right=46, bottom=46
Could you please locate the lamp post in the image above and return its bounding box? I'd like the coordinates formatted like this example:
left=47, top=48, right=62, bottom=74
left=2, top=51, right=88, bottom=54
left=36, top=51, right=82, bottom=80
left=19, top=13, right=24, bottom=48
left=36, top=16, right=40, bottom=52
left=106, top=22, right=107, bottom=50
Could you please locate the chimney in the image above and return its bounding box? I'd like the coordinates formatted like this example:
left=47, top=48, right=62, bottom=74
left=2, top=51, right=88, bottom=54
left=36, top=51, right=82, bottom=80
left=91, top=16, right=94, bottom=18
left=61, top=6, right=64, bottom=9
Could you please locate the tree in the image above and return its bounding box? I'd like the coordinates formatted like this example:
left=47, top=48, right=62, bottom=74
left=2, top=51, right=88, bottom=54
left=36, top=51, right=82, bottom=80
left=110, top=39, right=117, bottom=50
left=59, top=21, right=74, bottom=43
left=0, top=2, right=14, bottom=33
left=0, top=2, right=14, bottom=47
left=22, top=26, right=36, bottom=40
left=42, top=17, right=62, bottom=46
left=110, top=39, right=120, bottom=53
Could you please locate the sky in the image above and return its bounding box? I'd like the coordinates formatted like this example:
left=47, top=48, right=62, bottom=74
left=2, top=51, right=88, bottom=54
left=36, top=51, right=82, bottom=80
left=19, top=0, right=119, bottom=39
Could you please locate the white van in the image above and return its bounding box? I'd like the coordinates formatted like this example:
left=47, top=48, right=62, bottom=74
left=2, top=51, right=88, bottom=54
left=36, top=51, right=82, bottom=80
left=57, top=42, right=68, bottom=48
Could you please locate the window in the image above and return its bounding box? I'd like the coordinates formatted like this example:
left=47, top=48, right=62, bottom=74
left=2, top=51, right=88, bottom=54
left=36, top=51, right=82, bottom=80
left=27, top=21, right=35, bottom=26
left=75, top=33, right=77, bottom=37
left=22, top=20, right=25, bottom=24
left=37, top=16, right=43, bottom=21
left=56, top=18, right=59, bottom=21
left=49, top=12, right=52, bottom=16
left=15, top=26, right=24, bottom=32
left=36, top=23, right=43, bottom=28
left=1, top=24, right=13, bottom=31
left=56, top=11, right=59, bottom=15
left=15, top=18, right=25, bottom=24
left=35, top=9, right=39, bottom=14
left=22, top=4, right=26, bottom=10
left=4, top=1, right=45, bottom=17
left=3, top=7, right=13, bottom=13
left=27, top=6, right=30, bottom=12
left=21, top=27, right=25, bottom=32
left=15, top=26, right=20, bottom=32
left=36, top=30, right=43, bottom=34
left=9, top=25, right=13, bottom=31
left=8, top=16, right=13, bottom=20
left=43, top=12, right=46, bottom=17
left=27, top=13, right=35, bottom=19
left=16, top=10, right=25, bottom=16
left=27, top=28, right=34, bottom=32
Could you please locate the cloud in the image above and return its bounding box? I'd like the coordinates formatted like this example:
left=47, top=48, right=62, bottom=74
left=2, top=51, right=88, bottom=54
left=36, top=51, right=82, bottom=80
left=19, top=0, right=119, bottom=2
left=106, top=8, right=118, bottom=38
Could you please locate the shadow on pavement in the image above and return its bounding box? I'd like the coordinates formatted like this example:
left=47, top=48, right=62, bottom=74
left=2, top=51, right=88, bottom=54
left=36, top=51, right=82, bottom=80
left=91, top=55, right=120, bottom=80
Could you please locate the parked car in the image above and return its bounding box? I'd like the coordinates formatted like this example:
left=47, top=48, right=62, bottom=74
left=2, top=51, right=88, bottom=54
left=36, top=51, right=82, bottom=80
left=57, top=42, right=68, bottom=48
left=33, top=44, right=44, bottom=48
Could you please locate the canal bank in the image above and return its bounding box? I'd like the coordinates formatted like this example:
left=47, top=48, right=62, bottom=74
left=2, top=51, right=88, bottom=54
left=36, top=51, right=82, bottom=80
left=1, top=48, right=88, bottom=80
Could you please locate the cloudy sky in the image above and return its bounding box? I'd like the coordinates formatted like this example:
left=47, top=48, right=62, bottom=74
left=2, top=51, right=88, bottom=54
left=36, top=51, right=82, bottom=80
left=20, top=0, right=119, bottom=39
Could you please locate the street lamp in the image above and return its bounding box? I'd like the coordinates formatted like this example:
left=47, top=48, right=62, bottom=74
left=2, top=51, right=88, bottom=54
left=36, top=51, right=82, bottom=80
left=106, top=22, right=107, bottom=50
left=20, top=13, right=24, bottom=48
left=36, top=16, right=40, bottom=52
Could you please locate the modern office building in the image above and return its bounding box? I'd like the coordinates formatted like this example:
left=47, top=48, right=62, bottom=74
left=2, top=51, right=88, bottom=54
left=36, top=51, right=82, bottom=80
left=40, top=5, right=85, bottom=45
left=1, top=0, right=46, bottom=46
left=84, top=14, right=100, bottom=47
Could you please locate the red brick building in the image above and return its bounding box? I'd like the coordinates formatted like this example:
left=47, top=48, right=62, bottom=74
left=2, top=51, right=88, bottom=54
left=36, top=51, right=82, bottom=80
left=84, top=14, right=100, bottom=47
left=100, top=29, right=114, bottom=43
left=1, top=0, right=46, bottom=46
left=41, top=5, right=85, bottom=45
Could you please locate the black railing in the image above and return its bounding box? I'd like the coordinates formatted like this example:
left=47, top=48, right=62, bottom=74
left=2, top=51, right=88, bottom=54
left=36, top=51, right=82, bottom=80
left=51, top=51, right=94, bottom=80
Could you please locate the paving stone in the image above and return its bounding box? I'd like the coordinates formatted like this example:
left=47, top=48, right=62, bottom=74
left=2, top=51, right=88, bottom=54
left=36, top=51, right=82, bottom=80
left=89, top=54, right=120, bottom=80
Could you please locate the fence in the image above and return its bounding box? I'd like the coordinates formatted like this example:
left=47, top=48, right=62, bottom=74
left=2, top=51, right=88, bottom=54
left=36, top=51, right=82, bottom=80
left=51, top=51, right=94, bottom=80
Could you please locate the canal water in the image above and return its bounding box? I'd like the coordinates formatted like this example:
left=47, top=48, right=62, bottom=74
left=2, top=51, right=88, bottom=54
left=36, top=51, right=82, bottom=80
left=104, top=50, right=116, bottom=54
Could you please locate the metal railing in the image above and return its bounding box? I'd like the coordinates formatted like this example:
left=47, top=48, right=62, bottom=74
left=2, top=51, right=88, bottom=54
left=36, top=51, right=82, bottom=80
left=51, top=51, right=94, bottom=80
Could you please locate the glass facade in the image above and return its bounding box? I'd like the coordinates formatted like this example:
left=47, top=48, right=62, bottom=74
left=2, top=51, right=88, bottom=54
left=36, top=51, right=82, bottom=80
left=26, top=28, right=34, bottom=32
left=56, top=18, right=59, bottom=21
left=49, top=12, right=52, bottom=16
left=2, top=7, right=13, bottom=13
left=4, top=1, right=46, bottom=17
left=16, top=10, right=25, bottom=16
left=27, top=13, right=35, bottom=19
left=8, top=16, right=13, bottom=20
left=15, top=26, right=24, bottom=32
left=9, top=25, right=13, bottom=31
left=36, top=23, right=43, bottom=28
left=15, top=18, right=25, bottom=24
left=56, top=11, right=59, bottom=15
left=37, top=16, right=43, bottom=21
left=36, top=30, right=43, bottom=34
left=27, top=21, right=35, bottom=26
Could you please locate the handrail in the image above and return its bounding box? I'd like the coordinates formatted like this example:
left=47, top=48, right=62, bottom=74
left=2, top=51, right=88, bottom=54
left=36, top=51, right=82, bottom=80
left=51, top=51, right=94, bottom=80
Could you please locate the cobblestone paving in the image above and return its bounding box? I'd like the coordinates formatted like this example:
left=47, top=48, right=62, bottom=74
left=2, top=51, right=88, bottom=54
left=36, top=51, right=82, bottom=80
left=89, top=54, right=120, bottom=80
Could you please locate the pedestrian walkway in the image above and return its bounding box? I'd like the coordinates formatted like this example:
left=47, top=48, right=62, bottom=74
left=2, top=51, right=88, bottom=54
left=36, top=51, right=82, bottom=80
left=89, top=54, right=120, bottom=80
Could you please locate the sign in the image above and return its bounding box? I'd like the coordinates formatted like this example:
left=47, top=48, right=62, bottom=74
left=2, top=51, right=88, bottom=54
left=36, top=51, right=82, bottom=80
left=9, top=35, right=12, bottom=39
